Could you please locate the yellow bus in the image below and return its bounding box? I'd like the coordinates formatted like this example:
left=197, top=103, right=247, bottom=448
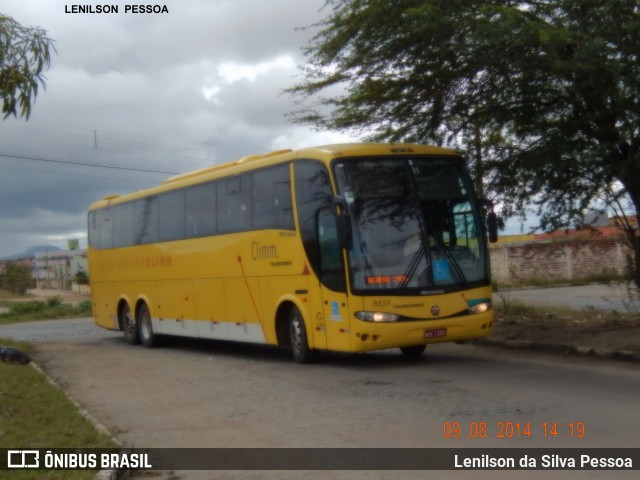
left=87, top=143, right=497, bottom=363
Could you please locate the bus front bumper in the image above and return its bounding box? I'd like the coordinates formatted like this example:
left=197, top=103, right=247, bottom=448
left=349, top=311, right=494, bottom=353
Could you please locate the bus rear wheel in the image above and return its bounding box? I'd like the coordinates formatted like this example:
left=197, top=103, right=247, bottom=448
left=289, top=307, right=314, bottom=364
left=138, top=303, right=158, bottom=348
left=400, top=345, right=426, bottom=358
left=121, top=303, right=140, bottom=345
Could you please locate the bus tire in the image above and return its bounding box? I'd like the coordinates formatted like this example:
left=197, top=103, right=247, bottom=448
left=121, top=303, right=140, bottom=345
left=289, top=307, right=314, bottom=364
left=138, top=303, right=158, bottom=348
left=400, top=345, right=426, bottom=358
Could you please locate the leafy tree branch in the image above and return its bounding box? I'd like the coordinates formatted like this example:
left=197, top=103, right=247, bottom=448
left=288, top=0, right=640, bottom=285
left=0, top=14, right=55, bottom=120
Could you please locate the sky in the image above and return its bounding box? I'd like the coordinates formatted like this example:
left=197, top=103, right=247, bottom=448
left=0, top=0, right=362, bottom=258
left=0, top=1, right=536, bottom=259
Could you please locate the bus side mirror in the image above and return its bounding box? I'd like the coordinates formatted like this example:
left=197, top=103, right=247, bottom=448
left=315, top=195, right=352, bottom=252
left=336, top=213, right=352, bottom=250
left=479, top=198, right=498, bottom=243
left=487, top=211, right=498, bottom=243
left=330, top=195, right=352, bottom=250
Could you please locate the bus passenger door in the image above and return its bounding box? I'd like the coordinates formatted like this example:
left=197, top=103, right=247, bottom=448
left=317, top=208, right=351, bottom=352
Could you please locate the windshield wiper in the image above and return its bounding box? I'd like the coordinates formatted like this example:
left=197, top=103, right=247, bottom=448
left=399, top=240, right=426, bottom=289
left=430, top=234, right=468, bottom=288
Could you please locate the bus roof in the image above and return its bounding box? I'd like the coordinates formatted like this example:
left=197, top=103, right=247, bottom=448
left=88, top=143, right=459, bottom=210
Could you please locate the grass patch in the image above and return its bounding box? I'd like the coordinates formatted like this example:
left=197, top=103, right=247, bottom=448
left=0, top=339, right=118, bottom=479
left=491, top=299, right=640, bottom=353
left=494, top=300, right=636, bottom=326
left=0, top=299, right=92, bottom=325
left=502, top=301, right=534, bottom=317
left=494, top=270, right=627, bottom=290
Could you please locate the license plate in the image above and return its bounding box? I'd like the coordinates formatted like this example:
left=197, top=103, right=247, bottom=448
left=425, top=328, right=447, bottom=339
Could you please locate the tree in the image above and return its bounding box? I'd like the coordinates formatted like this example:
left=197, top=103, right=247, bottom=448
left=288, top=0, right=640, bottom=285
left=4, top=263, right=34, bottom=295
left=74, top=270, right=89, bottom=286
left=0, top=14, right=55, bottom=120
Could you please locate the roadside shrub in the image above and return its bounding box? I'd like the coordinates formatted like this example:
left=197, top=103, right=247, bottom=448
left=1, top=298, right=93, bottom=321
left=74, top=301, right=92, bottom=316
left=9, top=301, right=46, bottom=315
left=46, top=296, right=62, bottom=308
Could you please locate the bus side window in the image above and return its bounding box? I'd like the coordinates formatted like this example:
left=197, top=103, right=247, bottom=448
left=100, top=207, right=113, bottom=249
left=318, top=208, right=346, bottom=292
left=88, top=211, right=101, bottom=249
left=186, top=182, right=216, bottom=237
left=218, top=175, right=251, bottom=234
left=134, top=196, right=158, bottom=245
left=252, top=164, right=294, bottom=230
left=112, top=202, right=135, bottom=248
left=158, top=189, right=186, bottom=242
left=294, top=160, right=333, bottom=274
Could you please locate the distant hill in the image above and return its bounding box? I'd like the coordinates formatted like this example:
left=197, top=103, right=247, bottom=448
left=2, top=245, right=62, bottom=261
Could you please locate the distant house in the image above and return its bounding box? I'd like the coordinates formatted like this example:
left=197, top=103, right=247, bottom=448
left=34, top=249, right=88, bottom=289
left=0, top=258, right=35, bottom=276
left=490, top=217, right=637, bottom=284
left=534, top=217, right=636, bottom=243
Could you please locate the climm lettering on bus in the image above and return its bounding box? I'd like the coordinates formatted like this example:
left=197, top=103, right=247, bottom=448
left=100, top=256, right=173, bottom=271
left=252, top=241, right=278, bottom=260
left=146, top=255, right=173, bottom=267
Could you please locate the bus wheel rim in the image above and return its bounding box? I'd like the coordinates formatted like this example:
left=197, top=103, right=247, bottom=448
left=290, top=313, right=302, bottom=354
left=141, top=309, right=151, bottom=339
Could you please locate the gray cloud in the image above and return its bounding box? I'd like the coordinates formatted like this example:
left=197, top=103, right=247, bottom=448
left=0, top=0, right=353, bottom=257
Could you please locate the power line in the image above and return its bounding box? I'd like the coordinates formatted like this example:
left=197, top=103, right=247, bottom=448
left=0, top=162, right=162, bottom=185
left=0, top=121, right=268, bottom=160
left=0, top=152, right=181, bottom=175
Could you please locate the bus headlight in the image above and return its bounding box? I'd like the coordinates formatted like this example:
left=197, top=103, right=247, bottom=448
left=355, top=311, right=401, bottom=323
left=467, top=300, right=492, bottom=314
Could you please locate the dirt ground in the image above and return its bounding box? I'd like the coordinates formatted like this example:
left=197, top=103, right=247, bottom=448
left=488, top=308, right=640, bottom=355
left=25, top=288, right=89, bottom=304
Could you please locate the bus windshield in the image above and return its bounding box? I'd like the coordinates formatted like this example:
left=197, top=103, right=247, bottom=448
left=334, top=157, right=489, bottom=293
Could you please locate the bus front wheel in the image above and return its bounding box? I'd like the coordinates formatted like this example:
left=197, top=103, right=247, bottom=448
left=400, top=345, right=426, bottom=358
left=138, top=303, right=158, bottom=348
left=121, top=303, right=140, bottom=345
left=289, top=307, right=314, bottom=364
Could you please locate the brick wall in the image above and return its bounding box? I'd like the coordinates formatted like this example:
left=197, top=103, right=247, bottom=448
left=490, top=238, right=633, bottom=283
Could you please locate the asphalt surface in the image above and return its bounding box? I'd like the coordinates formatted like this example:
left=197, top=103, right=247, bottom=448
left=4, top=317, right=640, bottom=480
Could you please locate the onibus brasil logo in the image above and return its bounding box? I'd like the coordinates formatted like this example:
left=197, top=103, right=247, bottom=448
left=6, top=449, right=152, bottom=469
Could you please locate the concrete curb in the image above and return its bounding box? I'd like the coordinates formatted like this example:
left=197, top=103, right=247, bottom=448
left=470, top=338, right=640, bottom=362
left=29, top=361, right=127, bottom=480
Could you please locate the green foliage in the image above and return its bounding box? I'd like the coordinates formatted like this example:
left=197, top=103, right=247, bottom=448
left=3, top=263, right=34, bottom=295
left=46, top=295, right=62, bottom=307
left=289, top=0, right=640, bottom=284
left=74, top=270, right=89, bottom=285
left=0, top=339, right=116, bottom=480
left=7, top=301, right=45, bottom=315
left=0, top=299, right=92, bottom=323
left=77, top=299, right=91, bottom=309
left=0, top=14, right=55, bottom=120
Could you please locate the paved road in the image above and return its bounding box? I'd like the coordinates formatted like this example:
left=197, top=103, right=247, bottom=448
left=0, top=317, right=111, bottom=342
left=2, top=317, right=640, bottom=479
